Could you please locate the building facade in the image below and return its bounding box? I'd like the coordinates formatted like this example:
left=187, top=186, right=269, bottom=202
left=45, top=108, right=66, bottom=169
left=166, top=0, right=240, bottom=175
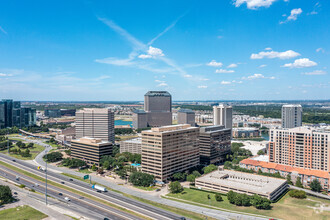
left=240, top=158, right=330, bottom=191
left=133, top=91, right=172, bottom=129
left=177, top=109, right=195, bottom=126
left=281, top=104, right=302, bottom=128
left=213, top=104, right=232, bottom=129
left=269, top=127, right=330, bottom=172
left=0, top=99, right=36, bottom=129
left=71, top=137, right=113, bottom=166
left=199, top=125, right=232, bottom=165
left=120, top=137, right=142, bottom=154
left=141, top=124, right=199, bottom=181
left=44, top=109, right=62, bottom=118
left=75, top=108, right=115, bottom=143
left=232, top=127, right=261, bottom=138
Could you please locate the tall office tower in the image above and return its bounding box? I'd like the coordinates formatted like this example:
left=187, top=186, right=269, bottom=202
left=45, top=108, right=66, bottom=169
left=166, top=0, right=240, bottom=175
left=1, top=99, right=13, bottom=127
left=44, top=109, right=61, bottom=118
left=75, top=108, right=115, bottom=143
left=269, top=127, right=330, bottom=171
left=20, top=108, right=36, bottom=128
left=213, top=104, right=233, bottom=129
left=177, top=109, right=195, bottom=126
left=141, top=124, right=199, bottom=181
left=0, top=102, right=5, bottom=129
left=133, top=91, right=172, bottom=129
left=71, top=137, right=112, bottom=166
left=12, top=101, right=21, bottom=128
left=199, top=125, right=232, bottom=165
left=281, top=104, right=302, bottom=128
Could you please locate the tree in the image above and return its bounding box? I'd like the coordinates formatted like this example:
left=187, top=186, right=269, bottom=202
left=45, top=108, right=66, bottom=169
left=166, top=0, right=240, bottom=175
left=27, top=143, right=34, bottom=148
left=112, top=145, right=120, bottom=157
left=44, top=152, right=63, bottom=162
left=289, top=190, right=306, bottom=199
left=91, top=164, right=97, bottom=171
left=250, top=194, right=271, bottom=210
left=215, top=193, right=223, bottom=202
left=203, top=164, right=218, bottom=174
left=192, top=170, right=201, bottom=178
left=169, top=181, right=184, bottom=194
left=0, top=185, right=14, bottom=205
left=257, top=150, right=265, bottom=155
left=309, top=179, right=322, bottom=192
left=103, top=160, right=111, bottom=170
left=21, top=149, right=30, bottom=157
left=172, top=172, right=185, bottom=181
left=186, top=174, right=196, bottom=183
left=129, top=172, right=154, bottom=187
left=286, top=174, right=293, bottom=185
left=295, top=177, right=303, bottom=188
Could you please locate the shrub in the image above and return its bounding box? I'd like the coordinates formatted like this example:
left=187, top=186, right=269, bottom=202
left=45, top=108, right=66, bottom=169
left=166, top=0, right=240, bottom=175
left=169, top=181, right=184, bottom=194
left=289, top=190, right=306, bottom=199
left=215, top=193, right=223, bottom=202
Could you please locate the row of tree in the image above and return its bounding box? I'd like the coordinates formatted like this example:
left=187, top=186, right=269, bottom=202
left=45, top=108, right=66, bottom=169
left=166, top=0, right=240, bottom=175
left=9, top=148, right=31, bottom=157
left=62, top=158, right=86, bottom=168
left=44, top=152, right=63, bottom=162
left=227, top=191, right=272, bottom=210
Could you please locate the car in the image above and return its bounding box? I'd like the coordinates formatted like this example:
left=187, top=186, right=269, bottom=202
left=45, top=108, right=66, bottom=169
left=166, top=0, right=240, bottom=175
left=104, top=218, right=110, bottom=220
left=69, top=179, right=73, bottom=181
left=64, top=197, right=70, bottom=201
left=12, top=159, right=16, bottom=162
left=97, top=190, right=101, bottom=193
left=156, top=189, right=161, bottom=192
left=179, top=217, right=186, bottom=220
left=35, top=183, right=39, bottom=187
left=58, top=193, right=63, bottom=196
left=61, top=181, right=65, bottom=184
left=13, top=192, right=18, bottom=195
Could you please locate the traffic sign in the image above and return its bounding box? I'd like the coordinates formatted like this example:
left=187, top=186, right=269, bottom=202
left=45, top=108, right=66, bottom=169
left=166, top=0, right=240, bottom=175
left=83, top=175, right=89, bottom=180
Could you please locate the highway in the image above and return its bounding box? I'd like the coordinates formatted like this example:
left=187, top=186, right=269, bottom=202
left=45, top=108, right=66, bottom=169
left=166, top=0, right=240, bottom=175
left=0, top=164, right=142, bottom=220
left=0, top=153, right=184, bottom=220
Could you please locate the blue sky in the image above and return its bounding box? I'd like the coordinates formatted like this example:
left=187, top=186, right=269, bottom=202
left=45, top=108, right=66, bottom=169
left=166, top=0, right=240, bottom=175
left=0, top=0, right=329, bottom=101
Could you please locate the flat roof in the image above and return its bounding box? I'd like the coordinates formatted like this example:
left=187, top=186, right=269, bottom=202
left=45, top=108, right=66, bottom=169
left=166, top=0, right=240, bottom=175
left=72, top=137, right=112, bottom=145
left=145, top=91, right=171, bottom=97
left=196, top=169, right=286, bottom=195
left=143, top=124, right=197, bottom=134
left=121, top=137, right=142, bottom=144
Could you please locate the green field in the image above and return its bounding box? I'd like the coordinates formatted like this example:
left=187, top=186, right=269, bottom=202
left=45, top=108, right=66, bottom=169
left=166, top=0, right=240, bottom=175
left=166, top=188, right=330, bottom=220
left=0, top=143, right=45, bottom=160
left=0, top=205, right=47, bottom=220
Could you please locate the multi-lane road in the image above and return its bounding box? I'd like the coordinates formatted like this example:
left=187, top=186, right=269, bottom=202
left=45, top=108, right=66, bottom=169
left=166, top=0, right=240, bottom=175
left=0, top=153, right=184, bottom=220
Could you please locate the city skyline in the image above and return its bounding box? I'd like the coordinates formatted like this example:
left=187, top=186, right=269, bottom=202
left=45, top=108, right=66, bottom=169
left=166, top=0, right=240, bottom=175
left=0, top=0, right=329, bottom=101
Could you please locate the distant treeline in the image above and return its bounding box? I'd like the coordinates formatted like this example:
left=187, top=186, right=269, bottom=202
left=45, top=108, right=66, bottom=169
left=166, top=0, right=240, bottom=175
left=176, top=105, right=213, bottom=111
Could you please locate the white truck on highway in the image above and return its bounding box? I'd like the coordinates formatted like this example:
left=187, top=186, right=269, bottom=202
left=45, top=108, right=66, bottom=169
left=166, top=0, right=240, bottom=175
left=92, top=184, right=107, bottom=192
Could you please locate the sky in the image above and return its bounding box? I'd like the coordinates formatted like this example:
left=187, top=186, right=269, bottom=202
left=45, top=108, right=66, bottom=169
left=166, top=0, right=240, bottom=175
left=0, top=0, right=329, bottom=101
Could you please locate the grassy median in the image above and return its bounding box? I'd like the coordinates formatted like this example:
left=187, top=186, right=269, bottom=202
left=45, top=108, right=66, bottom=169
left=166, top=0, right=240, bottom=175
left=0, top=205, right=47, bottom=220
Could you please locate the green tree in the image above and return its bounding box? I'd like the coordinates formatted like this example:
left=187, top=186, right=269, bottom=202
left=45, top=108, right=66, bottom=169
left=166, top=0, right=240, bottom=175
left=129, top=172, right=154, bottom=187
left=44, top=152, right=63, bottom=162
left=289, top=190, right=306, bottom=199
left=257, top=150, right=265, bottom=155
left=169, top=181, right=184, bottom=194
left=286, top=174, right=293, bottom=185
left=192, top=170, right=201, bottom=178
left=112, top=145, right=120, bottom=157
left=27, top=143, right=34, bottom=148
left=203, top=164, right=218, bottom=174
left=172, top=172, right=185, bottom=181
left=250, top=194, right=271, bottom=210
left=215, top=193, right=223, bottom=202
left=0, top=185, right=14, bottom=205
left=295, top=177, right=303, bottom=188
left=91, top=164, right=97, bottom=171
left=186, top=174, right=196, bottom=183
left=103, top=160, right=111, bottom=170
left=309, top=179, right=322, bottom=192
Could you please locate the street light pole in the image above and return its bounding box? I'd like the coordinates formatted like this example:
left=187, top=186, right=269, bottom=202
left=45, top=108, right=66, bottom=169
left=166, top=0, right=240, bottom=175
left=45, top=159, right=48, bottom=205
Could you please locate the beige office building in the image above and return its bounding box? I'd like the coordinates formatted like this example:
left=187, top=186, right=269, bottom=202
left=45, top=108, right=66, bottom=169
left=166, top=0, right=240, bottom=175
left=141, top=124, right=199, bottom=181
left=75, top=108, right=115, bottom=143
left=71, top=137, right=113, bottom=166
left=213, top=104, right=232, bottom=129
left=269, top=126, right=330, bottom=171
left=120, top=137, right=142, bottom=154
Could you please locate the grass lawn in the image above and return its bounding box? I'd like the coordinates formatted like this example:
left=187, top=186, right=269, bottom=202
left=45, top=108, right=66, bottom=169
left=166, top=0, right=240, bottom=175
left=0, top=205, right=47, bottom=220
left=166, top=188, right=330, bottom=220
left=134, top=186, right=157, bottom=191
left=0, top=143, right=45, bottom=160
left=78, top=168, right=92, bottom=174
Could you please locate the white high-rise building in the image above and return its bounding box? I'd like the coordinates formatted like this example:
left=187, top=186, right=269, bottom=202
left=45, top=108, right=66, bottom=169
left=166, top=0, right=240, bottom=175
left=75, top=108, right=115, bottom=143
left=281, top=104, right=302, bottom=128
left=213, top=104, right=232, bottom=129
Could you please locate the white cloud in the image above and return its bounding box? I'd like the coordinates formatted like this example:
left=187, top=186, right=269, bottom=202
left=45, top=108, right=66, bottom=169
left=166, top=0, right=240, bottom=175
left=269, top=76, right=276, bottom=79
left=232, top=80, right=243, bottom=84
left=227, top=63, right=238, bottom=68
left=220, top=81, right=231, bottom=85
left=95, top=57, right=134, bottom=66
left=197, top=85, right=208, bottom=89
left=138, top=54, right=152, bottom=59
left=157, top=82, right=168, bottom=87
left=247, top=73, right=265, bottom=80
left=183, top=74, right=192, bottom=78
left=287, top=8, right=303, bottom=21
left=0, top=73, right=8, bottom=77
left=282, top=58, right=317, bottom=68
left=265, top=47, right=272, bottom=50
left=308, top=2, right=321, bottom=15
left=316, top=48, right=325, bottom=53
left=215, top=69, right=235, bottom=73
left=251, top=49, right=300, bottom=59
left=138, top=46, right=164, bottom=59
left=233, top=0, right=277, bottom=10
left=302, top=70, right=326, bottom=75
left=207, top=60, right=223, bottom=67
left=155, top=79, right=165, bottom=83
left=259, top=64, right=267, bottom=68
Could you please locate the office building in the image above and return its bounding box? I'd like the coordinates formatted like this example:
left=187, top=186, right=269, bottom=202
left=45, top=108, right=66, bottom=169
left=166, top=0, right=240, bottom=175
left=44, top=109, right=61, bottom=118
left=232, top=127, right=261, bottom=138
left=195, top=168, right=288, bottom=200
left=141, top=124, right=199, bottom=181
left=120, top=137, right=142, bottom=154
left=213, top=104, right=232, bottom=129
left=281, top=104, right=302, bottom=128
left=71, top=137, right=113, bottom=166
left=199, top=125, right=231, bottom=165
left=177, top=109, right=195, bottom=126
left=269, top=127, right=330, bottom=171
left=133, top=91, right=172, bottom=129
left=75, top=108, right=115, bottom=143
left=0, top=99, right=36, bottom=129
left=60, top=109, right=76, bottom=116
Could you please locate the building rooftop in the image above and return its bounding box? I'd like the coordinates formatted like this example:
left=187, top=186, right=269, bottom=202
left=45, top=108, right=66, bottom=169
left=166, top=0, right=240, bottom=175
left=282, top=104, right=302, bottom=108
left=233, top=127, right=259, bottom=131
left=142, top=124, right=197, bottom=133
left=121, top=137, right=142, bottom=144
left=145, top=91, right=171, bottom=97
left=196, top=169, right=287, bottom=195
left=178, top=109, right=194, bottom=113
left=133, top=109, right=146, bottom=114
left=272, top=126, right=330, bottom=134
left=72, top=137, right=112, bottom=145
left=77, top=108, right=111, bottom=113
left=240, top=158, right=330, bottom=179
left=200, top=125, right=227, bottom=133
